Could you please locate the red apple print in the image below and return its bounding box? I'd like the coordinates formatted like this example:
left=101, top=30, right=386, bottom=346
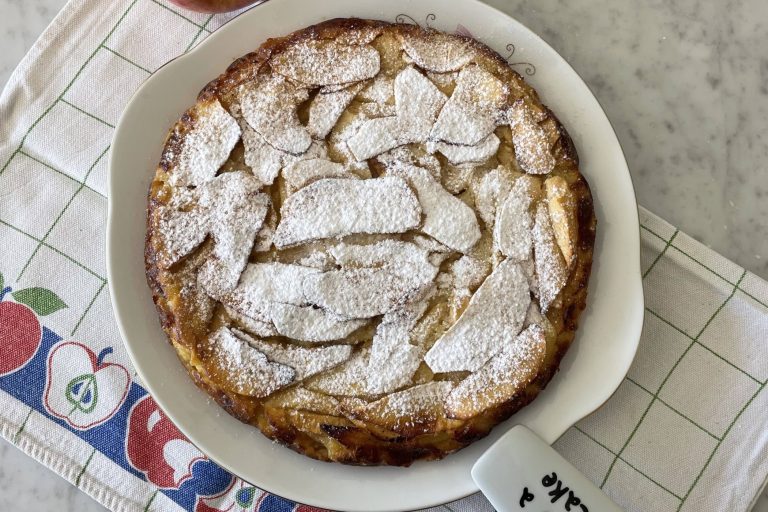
left=127, top=395, right=205, bottom=488
left=44, top=344, right=131, bottom=429
left=0, top=302, right=42, bottom=375
left=0, top=272, right=67, bottom=376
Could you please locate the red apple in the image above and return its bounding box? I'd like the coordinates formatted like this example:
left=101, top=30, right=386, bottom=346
left=0, top=301, right=42, bottom=375
left=168, top=0, right=259, bottom=14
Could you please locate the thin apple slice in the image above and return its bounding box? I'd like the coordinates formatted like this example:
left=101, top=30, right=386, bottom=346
left=271, top=39, right=380, bottom=86
left=346, top=66, right=447, bottom=160
left=206, top=327, right=294, bottom=398
left=445, top=325, right=546, bottom=419
left=155, top=206, right=208, bottom=269
left=272, top=177, right=421, bottom=248
left=493, top=175, right=536, bottom=261
left=425, top=259, right=530, bottom=372
left=240, top=126, right=284, bottom=185
left=241, top=126, right=328, bottom=186
left=378, top=146, right=442, bottom=182
left=265, top=386, right=341, bottom=416
left=428, top=133, right=500, bottom=164
left=199, top=171, right=268, bottom=267
left=158, top=171, right=267, bottom=295
left=387, top=164, right=480, bottom=253
left=545, top=176, right=578, bottom=266
left=220, top=261, right=367, bottom=342
left=533, top=202, right=569, bottom=312
left=394, top=66, right=448, bottom=141
left=345, top=381, right=454, bottom=436
left=305, top=347, right=370, bottom=397
left=358, top=75, right=393, bottom=104
left=225, top=306, right=279, bottom=338
left=269, top=303, right=368, bottom=343
left=346, top=116, right=400, bottom=161
left=302, top=240, right=438, bottom=319
left=170, top=98, right=241, bottom=187
left=335, top=26, right=384, bottom=46
left=282, top=159, right=358, bottom=193
left=429, top=65, right=506, bottom=146
left=232, top=329, right=352, bottom=380
left=307, top=83, right=365, bottom=139
left=221, top=262, right=322, bottom=321
left=506, top=99, right=555, bottom=175
left=447, top=255, right=490, bottom=292
left=365, top=299, right=431, bottom=394
left=399, top=32, right=474, bottom=72
left=473, top=166, right=513, bottom=229
left=238, top=75, right=311, bottom=155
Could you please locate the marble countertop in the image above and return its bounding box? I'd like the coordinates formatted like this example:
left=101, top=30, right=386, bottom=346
left=0, top=0, right=766, bottom=510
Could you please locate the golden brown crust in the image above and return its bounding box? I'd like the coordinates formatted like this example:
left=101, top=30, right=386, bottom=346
left=145, top=18, right=596, bottom=466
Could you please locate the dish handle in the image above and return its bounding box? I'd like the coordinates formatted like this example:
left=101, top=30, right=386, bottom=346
left=471, top=425, right=623, bottom=512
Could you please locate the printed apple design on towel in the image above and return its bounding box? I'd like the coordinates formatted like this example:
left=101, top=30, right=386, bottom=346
left=44, top=342, right=130, bottom=430
left=127, top=395, right=206, bottom=489
left=195, top=478, right=261, bottom=512
left=195, top=476, right=327, bottom=512
left=0, top=271, right=67, bottom=376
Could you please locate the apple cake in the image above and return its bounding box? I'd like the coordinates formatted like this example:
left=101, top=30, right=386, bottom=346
left=145, top=18, right=595, bottom=466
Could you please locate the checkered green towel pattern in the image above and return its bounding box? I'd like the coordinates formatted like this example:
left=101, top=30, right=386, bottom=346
left=0, top=1, right=767, bottom=511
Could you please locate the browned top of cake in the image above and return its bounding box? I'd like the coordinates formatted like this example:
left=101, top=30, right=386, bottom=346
left=145, top=18, right=595, bottom=466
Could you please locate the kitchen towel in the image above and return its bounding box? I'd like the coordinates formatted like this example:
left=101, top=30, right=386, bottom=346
left=1, top=1, right=767, bottom=511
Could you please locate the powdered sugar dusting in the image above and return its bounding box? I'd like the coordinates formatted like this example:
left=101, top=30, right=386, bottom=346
left=395, top=66, right=448, bottom=142
left=533, top=202, right=568, bottom=312
left=156, top=206, right=208, bottom=269
left=428, top=134, right=500, bottom=165
left=385, top=164, right=480, bottom=253
left=271, top=39, right=381, bottom=86
left=545, top=176, right=577, bottom=265
left=445, top=325, right=545, bottom=419
left=400, top=32, right=474, bottom=72
left=448, top=255, right=490, bottom=291
left=196, top=172, right=270, bottom=296
left=305, top=347, right=370, bottom=396
left=353, top=381, right=454, bottom=432
left=365, top=297, right=431, bottom=394
left=233, top=328, right=352, bottom=380
left=494, top=175, right=534, bottom=261
left=171, top=99, right=241, bottom=187
left=358, top=75, right=393, bottom=104
left=272, top=177, right=422, bottom=248
left=346, top=117, right=400, bottom=161
left=221, top=262, right=321, bottom=321
left=157, top=172, right=267, bottom=288
left=209, top=327, right=294, bottom=397
left=270, top=303, right=368, bottom=343
left=474, top=166, right=513, bottom=229
left=241, top=126, right=283, bottom=185
left=238, top=76, right=311, bottom=155
left=283, top=159, right=358, bottom=193
left=303, top=240, right=438, bottom=319
left=425, top=259, right=531, bottom=372
left=430, top=65, right=507, bottom=146
left=346, top=66, right=447, bottom=161
left=308, top=83, right=364, bottom=139
left=220, top=262, right=368, bottom=342
left=506, top=100, right=555, bottom=175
